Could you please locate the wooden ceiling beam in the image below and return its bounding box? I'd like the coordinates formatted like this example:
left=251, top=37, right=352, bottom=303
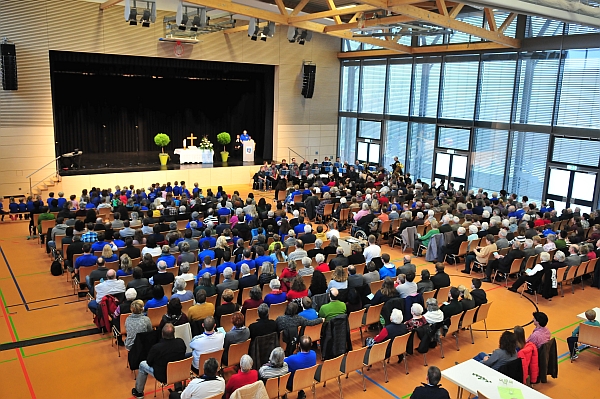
left=337, top=40, right=511, bottom=58
left=290, top=0, right=311, bottom=16
left=288, top=4, right=378, bottom=23
left=355, top=0, right=388, bottom=9
left=183, top=0, right=289, bottom=24
left=387, top=4, right=520, bottom=47
left=499, top=12, right=517, bottom=32
left=274, top=0, right=288, bottom=15
left=484, top=7, right=497, bottom=31
left=325, top=0, right=343, bottom=24
left=99, top=0, right=124, bottom=10
left=435, top=0, right=448, bottom=16
left=323, top=13, right=413, bottom=32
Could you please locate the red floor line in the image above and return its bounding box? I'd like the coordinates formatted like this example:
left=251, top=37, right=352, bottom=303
left=485, top=285, right=504, bottom=292
left=0, top=291, right=36, bottom=399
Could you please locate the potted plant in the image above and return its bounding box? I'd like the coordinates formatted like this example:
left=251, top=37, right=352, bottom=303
left=154, top=133, right=171, bottom=166
left=217, top=132, right=231, bottom=162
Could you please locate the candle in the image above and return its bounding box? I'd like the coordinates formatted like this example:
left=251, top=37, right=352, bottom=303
left=183, top=139, right=186, bottom=149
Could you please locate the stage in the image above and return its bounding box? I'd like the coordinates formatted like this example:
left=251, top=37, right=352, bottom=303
left=58, top=151, right=261, bottom=196
left=59, top=151, right=259, bottom=176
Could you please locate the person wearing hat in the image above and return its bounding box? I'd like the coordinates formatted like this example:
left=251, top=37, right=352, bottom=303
left=527, top=312, right=551, bottom=349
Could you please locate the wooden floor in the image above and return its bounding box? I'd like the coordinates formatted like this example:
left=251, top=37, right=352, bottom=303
left=0, top=185, right=598, bottom=399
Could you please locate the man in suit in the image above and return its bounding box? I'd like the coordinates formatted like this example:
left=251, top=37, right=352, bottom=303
left=483, top=241, right=525, bottom=282
left=431, top=263, right=450, bottom=289
left=440, top=287, right=463, bottom=319
left=307, top=239, right=324, bottom=259
left=249, top=303, right=278, bottom=339
left=215, top=216, right=230, bottom=236
left=121, top=236, right=141, bottom=259
left=149, top=261, right=175, bottom=286
left=522, top=239, right=537, bottom=259
left=299, top=225, right=316, bottom=245
left=238, top=264, right=258, bottom=291
left=439, top=227, right=467, bottom=264
left=328, top=247, right=349, bottom=270
left=347, top=265, right=363, bottom=289
left=216, top=267, right=239, bottom=295
left=565, top=244, right=582, bottom=271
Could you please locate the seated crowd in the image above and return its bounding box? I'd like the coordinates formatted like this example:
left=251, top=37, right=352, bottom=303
left=37, top=170, right=600, bottom=399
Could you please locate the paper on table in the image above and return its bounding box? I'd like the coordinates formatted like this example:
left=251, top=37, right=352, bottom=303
left=498, top=386, right=524, bottom=399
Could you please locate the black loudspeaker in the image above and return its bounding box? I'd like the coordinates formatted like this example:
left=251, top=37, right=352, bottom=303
left=301, top=64, right=316, bottom=99
left=0, top=43, right=17, bottom=91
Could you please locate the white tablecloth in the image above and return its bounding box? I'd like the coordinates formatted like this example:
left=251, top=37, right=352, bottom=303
left=174, top=147, right=214, bottom=164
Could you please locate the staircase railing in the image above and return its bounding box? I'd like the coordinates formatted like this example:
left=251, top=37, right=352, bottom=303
left=288, top=147, right=306, bottom=162
left=26, top=157, right=61, bottom=195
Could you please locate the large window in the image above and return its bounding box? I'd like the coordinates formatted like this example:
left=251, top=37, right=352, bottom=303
left=507, top=131, right=550, bottom=203
left=478, top=54, right=517, bottom=122
left=441, top=55, right=479, bottom=120
left=359, top=62, right=386, bottom=114
left=438, top=127, right=470, bottom=150
left=340, top=63, right=359, bottom=112
left=384, top=121, right=408, bottom=170
left=411, top=57, right=441, bottom=118
left=552, top=137, right=600, bottom=167
left=556, top=49, right=600, bottom=128
left=338, top=117, right=357, bottom=163
left=471, top=129, right=509, bottom=193
left=407, top=123, right=435, bottom=181
left=358, top=120, right=381, bottom=139
left=387, top=60, right=412, bottom=116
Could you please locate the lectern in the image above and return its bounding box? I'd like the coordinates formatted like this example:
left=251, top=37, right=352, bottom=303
left=243, top=140, right=255, bottom=162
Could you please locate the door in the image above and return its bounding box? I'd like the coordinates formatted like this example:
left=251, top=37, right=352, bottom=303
left=356, top=120, right=382, bottom=165
left=545, top=167, right=597, bottom=215
left=433, top=151, right=469, bottom=191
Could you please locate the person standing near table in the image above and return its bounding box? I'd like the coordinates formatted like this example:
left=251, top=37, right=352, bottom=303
left=409, top=366, right=450, bottom=399
left=240, top=130, right=250, bottom=142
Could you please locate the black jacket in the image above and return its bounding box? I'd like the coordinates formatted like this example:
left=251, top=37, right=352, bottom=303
left=410, top=384, right=450, bottom=399
left=471, top=288, right=487, bottom=307
left=431, top=272, right=451, bottom=289
left=121, top=245, right=141, bottom=260
left=249, top=319, right=278, bottom=340
left=152, top=272, right=175, bottom=286
left=329, top=254, right=349, bottom=270
left=146, top=337, right=187, bottom=383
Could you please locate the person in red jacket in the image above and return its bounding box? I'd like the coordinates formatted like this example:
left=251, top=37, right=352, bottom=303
left=515, top=325, right=539, bottom=384
left=287, top=276, right=309, bottom=301
left=225, top=354, right=258, bottom=398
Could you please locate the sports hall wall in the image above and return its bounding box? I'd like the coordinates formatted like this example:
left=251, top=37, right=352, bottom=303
left=0, top=0, right=340, bottom=196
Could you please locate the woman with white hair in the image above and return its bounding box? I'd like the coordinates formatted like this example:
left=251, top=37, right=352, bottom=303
left=404, top=303, right=427, bottom=332
left=225, top=354, right=258, bottom=399
left=368, top=308, right=408, bottom=359
left=424, top=298, right=444, bottom=324
left=171, top=276, right=193, bottom=302
left=259, top=347, right=289, bottom=380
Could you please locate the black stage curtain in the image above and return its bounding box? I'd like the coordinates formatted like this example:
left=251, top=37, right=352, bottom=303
left=49, top=51, right=274, bottom=161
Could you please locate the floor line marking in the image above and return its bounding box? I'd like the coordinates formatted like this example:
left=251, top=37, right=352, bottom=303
left=356, top=370, right=404, bottom=399
left=0, top=289, right=36, bottom=399
left=0, top=245, right=29, bottom=310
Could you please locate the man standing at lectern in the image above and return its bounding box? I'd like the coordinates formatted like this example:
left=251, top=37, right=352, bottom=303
left=240, top=130, right=250, bottom=141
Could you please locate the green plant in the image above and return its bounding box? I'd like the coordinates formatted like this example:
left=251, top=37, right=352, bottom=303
left=154, top=133, right=171, bottom=153
left=217, top=132, right=231, bottom=152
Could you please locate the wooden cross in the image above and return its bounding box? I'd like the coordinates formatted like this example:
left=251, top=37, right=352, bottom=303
left=187, top=133, right=197, bottom=146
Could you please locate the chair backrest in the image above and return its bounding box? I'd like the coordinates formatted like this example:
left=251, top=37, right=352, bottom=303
left=188, top=261, right=199, bottom=276
left=163, top=283, right=174, bottom=300
left=556, top=266, right=568, bottom=281
left=369, top=279, right=384, bottom=294
left=364, top=341, right=388, bottom=365
left=422, top=290, right=435, bottom=302
left=524, top=256, right=536, bottom=271
left=226, top=339, right=251, bottom=367
left=578, top=323, right=600, bottom=348
left=302, top=323, right=322, bottom=343
left=181, top=299, right=194, bottom=315
left=240, top=286, right=253, bottom=303
left=498, top=358, right=523, bottom=382
left=166, top=266, right=180, bottom=278
left=565, top=264, right=578, bottom=281
left=174, top=323, right=193, bottom=353
left=341, top=346, right=368, bottom=374
left=119, top=274, right=134, bottom=286
left=185, top=279, right=194, bottom=293
left=364, top=303, right=384, bottom=326
left=322, top=270, right=334, bottom=284
left=348, top=309, right=365, bottom=332
left=206, top=294, right=218, bottom=307
left=317, top=354, right=344, bottom=382
left=460, top=307, right=478, bottom=329
left=245, top=307, right=260, bottom=324
left=78, top=265, right=98, bottom=283
left=388, top=332, right=411, bottom=359
left=198, top=348, right=224, bottom=370
left=457, top=240, right=469, bottom=256
left=509, top=258, right=522, bottom=274
left=164, top=357, right=193, bottom=385
left=148, top=305, right=167, bottom=328
left=220, top=312, right=240, bottom=331
left=269, top=302, right=287, bottom=320
left=435, top=286, right=450, bottom=301
left=265, top=373, right=291, bottom=399
left=475, top=302, right=493, bottom=323
left=290, top=365, right=318, bottom=393
left=301, top=274, right=312, bottom=288
left=447, top=312, right=463, bottom=335
left=577, top=261, right=589, bottom=278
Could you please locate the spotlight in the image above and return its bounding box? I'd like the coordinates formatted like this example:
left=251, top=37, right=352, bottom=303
left=128, top=8, right=138, bottom=25
left=287, top=26, right=298, bottom=42
left=261, top=25, right=269, bottom=41
left=251, top=25, right=259, bottom=40
left=141, top=8, right=151, bottom=27
left=298, top=30, right=307, bottom=45
left=190, top=15, right=201, bottom=31
left=179, top=14, right=188, bottom=30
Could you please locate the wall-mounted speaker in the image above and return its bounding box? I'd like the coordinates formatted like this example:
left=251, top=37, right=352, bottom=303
left=0, top=43, right=17, bottom=91
left=301, top=64, right=316, bottom=99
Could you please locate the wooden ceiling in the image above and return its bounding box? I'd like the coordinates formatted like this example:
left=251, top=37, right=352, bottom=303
left=99, top=0, right=520, bottom=55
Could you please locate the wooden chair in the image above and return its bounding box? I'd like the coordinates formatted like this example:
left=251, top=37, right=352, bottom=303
left=576, top=261, right=589, bottom=290
left=188, top=261, right=199, bottom=276
left=387, top=332, right=410, bottom=374
left=445, top=240, right=469, bottom=268
left=105, top=261, right=119, bottom=272
left=269, top=302, right=288, bottom=320
left=206, top=294, right=218, bottom=307
left=265, top=373, right=291, bottom=399
left=340, top=347, right=367, bottom=391
left=354, top=262, right=366, bottom=275
left=363, top=341, right=389, bottom=383
left=181, top=299, right=193, bottom=315
left=220, top=311, right=240, bottom=331
left=163, top=283, right=174, bottom=300
left=148, top=305, right=167, bottom=328
left=585, top=258, right=599, bottom=287
left=435, top=286, right=450, bottom=302
left=422, top=290, right=435, bottom=302
left=239, top=286, right=254, bottom=304
left=262, top=284, right=273, bottom=297
left=369, top=279, right=383, bottom=294
left=362, top=303, right=384, bottom=333
left=323, top=270, right=334, bottom=284
left=223, top=339, right=251, bottom=368
left=301, top=274, right=312, bottom=288
left=112, top=314, right=129, bottom=358
left=154, top=357, right=192, bottom=397
left=440, top=312, right=463, bottom=355
left=314, top=354, right=344, bottom=399
left=348, top=309, right=366, bottom=341
left=564, top=265, right=580, bottom=294
left=119, top=274, right=134, bottom=286
left=301, top=324, right=323, bottom=348
left=245, top=307, right=260, bottom=324
left=286, top=365, right=317, bottom=398
left=460, top=307, right=479, bottom=344
left=325, top=254, right=336, bottom=264
left=493, top=258, right=523, bottom=287
left=556, top=266, right=568, bottom=297
left=166, top=266, right=180, bottom=279
left=74, top=265, right=97, bottom=297
left=574, top=324, right=600, bottom=367
left=196, top=349, right=225, bottom=376
left=473, top=302, right=493, bottom=338
left=131, top=257, right=141, bottom=268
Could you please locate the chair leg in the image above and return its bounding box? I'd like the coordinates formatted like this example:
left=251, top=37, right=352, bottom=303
left=361, top=366, right=366, bottom=391
left=440, top=339, right=444, bottom=358
left=469, top=326, right=474, bottom=344
left=338, top=376, right=343, bottom=399
left=312, top=382, right=316, bottom=399
left=154, top=379, right=157, bottom=397
left=455, top=333, right=460, bottom=351
left=484, top=319, right=488, bottom=338
left=382, top=361, right=388, bottom=383
left=403, top=352, right=409, bottom=374
left=423, top=353, right=428, bottom=366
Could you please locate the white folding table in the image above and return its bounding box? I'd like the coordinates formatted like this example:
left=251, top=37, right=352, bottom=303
left=576, top=307, right=600, bottom=320
left=441, top=359, right=552, bottom=399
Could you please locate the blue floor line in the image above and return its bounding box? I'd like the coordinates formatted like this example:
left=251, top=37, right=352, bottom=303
left=0, top=245, right=29, bottom=311
left=356, top=369, right=403, bottom=399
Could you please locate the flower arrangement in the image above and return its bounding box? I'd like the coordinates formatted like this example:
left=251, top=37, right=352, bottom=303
left=199, top=136, right=214, bottom=151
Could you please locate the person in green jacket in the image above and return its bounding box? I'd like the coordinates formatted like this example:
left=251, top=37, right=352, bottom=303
left=568, top=309, right=600, bottom=359
left=413, top=220, right=439, bottom=257
left=318, top=288, right=346, bottom=321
